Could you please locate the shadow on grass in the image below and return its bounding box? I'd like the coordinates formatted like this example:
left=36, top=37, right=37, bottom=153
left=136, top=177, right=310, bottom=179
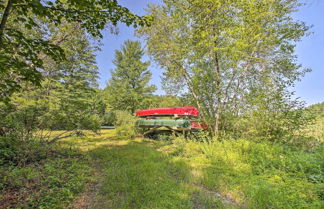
left=198, top=141, right=324, bottom=209
left=85, top=140, right=223, bottom=209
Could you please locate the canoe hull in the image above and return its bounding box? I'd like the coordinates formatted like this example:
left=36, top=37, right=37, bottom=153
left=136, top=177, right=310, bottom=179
left=136, top=106, right=199, bottom=118
left=135, top=119, right=191, bottom=129
left=135, top=119, right=207, bottom=130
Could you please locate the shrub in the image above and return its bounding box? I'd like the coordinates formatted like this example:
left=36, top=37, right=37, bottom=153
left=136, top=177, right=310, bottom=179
left=114, top=111, right=137, bottom=139
left=79, top=114, right=102, bottom=131
left=0, top=148, right=90, bottom=209
left=223, top=90, right=315, bottom=145
left=102, top=111, right=117, bottom=126
left=0, top=135, right=59, bottom=167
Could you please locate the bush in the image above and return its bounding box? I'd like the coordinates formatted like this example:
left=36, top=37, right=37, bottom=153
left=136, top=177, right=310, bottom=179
left=0, top=103, right=45, bottom=140
left=102, top=111, right=117, bottom=126
left=79, top=114, right=102, bottom=131
left=0, top=102, right=102, bottom=144
left=114, top=111, right=137, bottom=139
left=0, top=136, right=50, bottom=166
left=0, top=148, right=90, bottom=209
left=223, top=90, right=315, bottom=145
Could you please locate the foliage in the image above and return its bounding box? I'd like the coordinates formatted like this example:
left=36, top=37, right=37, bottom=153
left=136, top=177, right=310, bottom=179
left=32, top=22, right=104, bottom=132
left=0, top=90, right=103, bottom=141
left=146, top=94, right=184, bottom=109
left=0, top=0, right=152, bottom=101
left=304, top=120, right=324, bottom=143
left=0, top=102, right=42, bottom=140
left=2, top=129, right=323, bottom=208
left=113, top=110, right=137, bottom=139
left=139, top=0, right=310, bottom=137
left=308, top=102, right=324, bottom=119
left=0, top=135, right=90, bottom=208
left=0, top=136, right=44, bottom=166
left=0, top=0, right=322, bottom=207
left=104, top=40, right=156, bottom=113
left=163, top=137, right=324, bottom=209
left=227, top=90, right=314, bottom=142
left=102, top=111, right=117, bottom=126
left=302, top=102, right=324, bottom=143
left=0, top=21, right=106, bottom=141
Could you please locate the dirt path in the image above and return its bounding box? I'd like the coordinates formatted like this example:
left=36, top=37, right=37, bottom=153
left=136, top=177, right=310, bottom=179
left=73, top=162, right=103, bottom=209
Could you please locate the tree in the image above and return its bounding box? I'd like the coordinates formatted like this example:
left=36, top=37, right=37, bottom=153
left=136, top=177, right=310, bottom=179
left=147, top=95, right=183, bottom=109
left=39, top=23, right=103, bottom=132
left=0, top=21, right=105, bottom=141
left=0, top=0, right=152, bottom=101
left=105, top=40, right=156, bottom=114
left=139, top=0, right=310, bottom=137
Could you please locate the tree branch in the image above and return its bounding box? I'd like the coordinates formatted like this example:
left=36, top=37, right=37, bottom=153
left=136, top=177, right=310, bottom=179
left=48, top=130, right=77, bottom=144
left=0, top=0, right=13, bottom=46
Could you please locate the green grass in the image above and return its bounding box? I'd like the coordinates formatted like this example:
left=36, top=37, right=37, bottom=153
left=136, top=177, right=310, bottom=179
left=1, top=130, right=323, bottom=208
left=165, top=138, right=324, bottom=209
left=91, top=141, right=193, bottom=208
left=62, top=131, right=228, bottom=208
left=0, top=141, right=91, bottom=208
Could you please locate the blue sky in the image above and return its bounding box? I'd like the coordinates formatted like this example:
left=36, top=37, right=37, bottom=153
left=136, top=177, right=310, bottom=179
left=96, top=0, right=323, bottom=105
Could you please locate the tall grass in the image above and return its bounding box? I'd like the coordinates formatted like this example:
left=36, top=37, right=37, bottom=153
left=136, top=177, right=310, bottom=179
left=167, top=137, right=324, bottom=208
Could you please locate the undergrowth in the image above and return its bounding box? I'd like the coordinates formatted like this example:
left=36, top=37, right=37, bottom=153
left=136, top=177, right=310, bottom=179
left=162, top=137, right=324, bottom=209
left=0, top=136, right=91, bottom=209
left=1, top=130, right=322, bottom=208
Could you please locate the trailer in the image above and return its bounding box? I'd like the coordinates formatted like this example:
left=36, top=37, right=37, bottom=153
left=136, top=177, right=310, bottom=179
left=135, top=106, right=207, bottom=139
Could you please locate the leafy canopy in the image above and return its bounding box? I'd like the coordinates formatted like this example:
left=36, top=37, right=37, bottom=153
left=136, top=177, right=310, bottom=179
left=0, top=21, right=105, bottom=141
left=139, top=0, right=310, bottom=138
left=0, top=0, right=152, bottom=101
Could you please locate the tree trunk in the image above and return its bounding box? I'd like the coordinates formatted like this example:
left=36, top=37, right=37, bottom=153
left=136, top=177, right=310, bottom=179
left=213, top=51, right=222, bottom=137
left=214, top=109, right=220, bottom=137
left=0, top=0, right=13, bottom=46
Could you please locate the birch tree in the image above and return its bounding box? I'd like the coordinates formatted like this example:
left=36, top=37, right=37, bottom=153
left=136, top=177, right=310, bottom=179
left=139, top=0, right=310, bottom=137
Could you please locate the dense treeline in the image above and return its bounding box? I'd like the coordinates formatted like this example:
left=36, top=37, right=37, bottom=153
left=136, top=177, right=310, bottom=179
left=0, top=0, right=150, bottom=139
left=0, top=0, right=151, bottom=101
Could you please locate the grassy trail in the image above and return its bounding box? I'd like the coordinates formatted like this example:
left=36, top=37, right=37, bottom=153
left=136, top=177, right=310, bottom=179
left=2, top=130, right=321, bottom=208
left=65, top=130, right=235, bottom=209
left=65, top=130, right=323, bottom=209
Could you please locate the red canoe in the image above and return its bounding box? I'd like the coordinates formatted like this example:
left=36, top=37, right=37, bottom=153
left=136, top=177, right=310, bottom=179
left=136, top=106, right=199, bottom=117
